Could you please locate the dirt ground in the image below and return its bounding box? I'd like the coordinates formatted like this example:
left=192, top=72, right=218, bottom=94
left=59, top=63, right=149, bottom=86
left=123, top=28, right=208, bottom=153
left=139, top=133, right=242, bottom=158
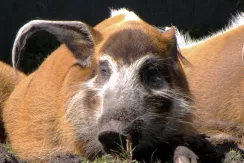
left=0, top=142, right=243, bottom=163
left=0, top=144, right=25, bottom=163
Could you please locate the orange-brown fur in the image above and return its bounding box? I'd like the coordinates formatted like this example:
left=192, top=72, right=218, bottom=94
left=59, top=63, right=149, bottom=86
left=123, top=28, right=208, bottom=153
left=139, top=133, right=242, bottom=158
left=181, top=25, right=244, bottom=146
left=0, top=61, right=25, bottom=143
left=3, top=46, right=95, bottom=161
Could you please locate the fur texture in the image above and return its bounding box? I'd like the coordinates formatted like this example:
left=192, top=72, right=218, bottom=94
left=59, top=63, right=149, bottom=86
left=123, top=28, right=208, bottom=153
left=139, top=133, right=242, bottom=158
left=179, top=12, right=244, bottom=148
left=0, top=61, right=25, bottom=143
left=176, top=12, right=244, bottom=48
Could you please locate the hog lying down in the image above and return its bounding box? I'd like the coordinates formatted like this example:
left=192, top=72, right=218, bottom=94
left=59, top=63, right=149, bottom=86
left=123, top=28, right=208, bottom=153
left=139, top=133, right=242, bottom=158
left=2, top=8, right=243, bottom=163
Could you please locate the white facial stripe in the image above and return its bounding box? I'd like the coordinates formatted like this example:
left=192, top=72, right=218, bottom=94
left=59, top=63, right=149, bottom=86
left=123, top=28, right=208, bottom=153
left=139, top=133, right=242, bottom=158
left=99, top=54, right=155, bottom=95
left=97, top=55, right=118, bottom=116
left=100, top=55, right=118, bottom=73
left=130, top=54, right=155, bottom=70
left=99, top=55, right=119, bottom=91
left=96, top=54, right=158, bottom=118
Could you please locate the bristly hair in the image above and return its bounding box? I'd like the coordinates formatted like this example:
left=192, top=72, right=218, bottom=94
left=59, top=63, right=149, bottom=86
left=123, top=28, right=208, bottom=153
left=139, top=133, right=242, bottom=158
left=109, top=8, right=140, bottom=21
left=175, top=12, right=244, bottom=48
left=177, top=45, right=191, bottom=67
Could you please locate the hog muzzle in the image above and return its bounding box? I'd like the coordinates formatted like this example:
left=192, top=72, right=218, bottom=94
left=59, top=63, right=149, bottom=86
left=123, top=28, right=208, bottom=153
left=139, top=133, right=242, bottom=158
left=97, top=118, right=143, bottom=154
left=98, top=130, right=127, bottom=152
left=97, top=119, right=129, bottom=153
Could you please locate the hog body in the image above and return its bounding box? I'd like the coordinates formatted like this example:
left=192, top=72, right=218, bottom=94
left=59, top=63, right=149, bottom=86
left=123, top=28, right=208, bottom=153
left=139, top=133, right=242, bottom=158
left=179, top=14, right=244, bottom=147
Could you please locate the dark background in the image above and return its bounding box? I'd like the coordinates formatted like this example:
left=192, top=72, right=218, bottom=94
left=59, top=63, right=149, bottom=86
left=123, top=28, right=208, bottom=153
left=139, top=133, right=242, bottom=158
left=1, top=0, right=244, bottom=73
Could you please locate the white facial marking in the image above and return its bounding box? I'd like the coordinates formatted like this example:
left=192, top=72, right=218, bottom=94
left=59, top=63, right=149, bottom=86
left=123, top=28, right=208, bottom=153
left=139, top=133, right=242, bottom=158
left=97, top=55, right=118, bottom=116
left=99, top=55, right=119, bottom=94
left=97, top=55, right=153, bottom=115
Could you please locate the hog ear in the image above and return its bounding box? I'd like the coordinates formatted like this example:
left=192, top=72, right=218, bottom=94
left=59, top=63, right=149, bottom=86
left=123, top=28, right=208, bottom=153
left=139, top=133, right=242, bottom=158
left=161, top=26, right=179, bottom=61
left=162, top=26, right=190, bottom=66
left=12, top=20, right=101, bottom=70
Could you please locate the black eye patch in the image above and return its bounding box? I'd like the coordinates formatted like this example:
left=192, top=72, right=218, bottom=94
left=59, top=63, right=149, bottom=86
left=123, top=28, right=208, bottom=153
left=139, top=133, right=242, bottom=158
left=140, top=57, right=169, bottom=89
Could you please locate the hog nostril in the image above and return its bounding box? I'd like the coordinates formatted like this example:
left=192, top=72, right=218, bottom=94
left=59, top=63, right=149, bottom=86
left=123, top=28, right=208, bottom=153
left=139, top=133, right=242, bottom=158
left=98, top=131, right=126, bottom=152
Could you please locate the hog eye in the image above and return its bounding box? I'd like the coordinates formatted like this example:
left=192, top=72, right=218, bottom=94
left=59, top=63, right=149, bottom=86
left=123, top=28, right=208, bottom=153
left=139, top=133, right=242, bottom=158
left=99, top=60, right=111, bottom=78
left=140, top=61, right=165, bottom=89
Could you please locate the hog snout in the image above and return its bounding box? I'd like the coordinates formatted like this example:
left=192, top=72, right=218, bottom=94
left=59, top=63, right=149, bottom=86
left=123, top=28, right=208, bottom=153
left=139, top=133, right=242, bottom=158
left=98, top=119, right=128, bottom=152
left=97, top=118, right=144, bottom=154
left=98, top=130, right=126, bottom=152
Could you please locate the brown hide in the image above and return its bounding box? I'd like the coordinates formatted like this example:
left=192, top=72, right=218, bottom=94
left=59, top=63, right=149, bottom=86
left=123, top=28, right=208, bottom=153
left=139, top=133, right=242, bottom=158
left=181, top=26, right=244, bottom=146
left=3, top=45, right=96, bottom=161
left=0, top=61, right=25, bottom=143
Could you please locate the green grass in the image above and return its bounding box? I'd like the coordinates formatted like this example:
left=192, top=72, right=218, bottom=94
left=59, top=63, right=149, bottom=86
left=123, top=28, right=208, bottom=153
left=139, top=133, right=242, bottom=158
left=89, top=138, right=162, bottom=163
left=223, top=149, right=243, bottom=163
left=3, top=141, right=15, bottom=154
left=71, top=137, right=163, bottom=163
left=90, top=155, right=163, bottom=163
